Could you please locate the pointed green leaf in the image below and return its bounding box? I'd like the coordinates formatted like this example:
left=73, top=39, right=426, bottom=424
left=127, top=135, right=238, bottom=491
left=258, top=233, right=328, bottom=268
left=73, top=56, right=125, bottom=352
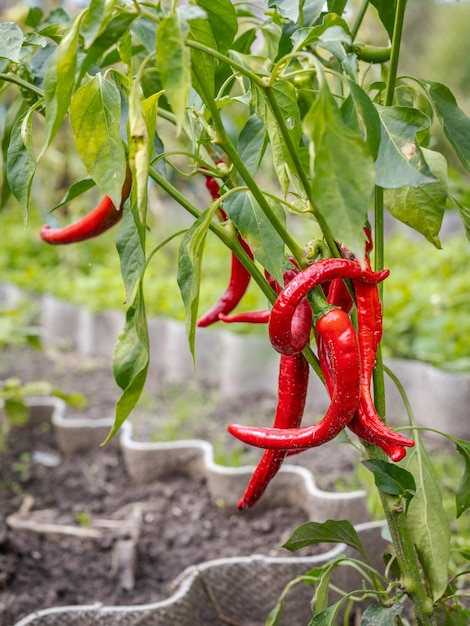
left=291, top=14, right=351, bottom=52
left=224, top=190, right=285, bottom=284
left=419, top=80, right=470, bottom=172
left=70, top=73, right=126, bottom=207
left=361, top=596, right=407, bottom=626
left=308, top=600, right=343, bottom=626
left=196, top=0, right=237, bottom=54
left=451, top=196, right=470, bottom=242
left=369, top=0, right=397, bottom=39
left=105, top=282, right=149, bottom=444
left=283, top=519, right=367, bottom=561
left=304, top=84, right=374, bottom=255
left=0, top=22, right=24, bottom=62
left=81, top=0, right=116, bottom=48
left=451, top=438, right=470, bottom=518
left=375, top=105, right=435, bottom=189
left=342, top=80, right=381, bottom=159
left=404, top=433, right=450, bottom=601
left=188, top=16, right=216, bottom=106
left=1, top=98, right=29, bottom=208
left=384, top=148, right=447, bottom=247
left=362, top=459, right=416, bottom=507
left=42, top=11, right=82, bottom=153
left=6, top=110, right=36, bottom=220
left=327, top=0, right=347, bottom=15
left=252, top=79, right=303, bottom=194
left=52, top=178, right=96, bottom=209
left=156, top=11, right=191, bottom=132
left=237, top=114, right=268, bottom=177
left=177, top=206, right=219, bottom=358
left=129, top=79, right=149, bottom=220
left=116, top=199, right=146, bottom=304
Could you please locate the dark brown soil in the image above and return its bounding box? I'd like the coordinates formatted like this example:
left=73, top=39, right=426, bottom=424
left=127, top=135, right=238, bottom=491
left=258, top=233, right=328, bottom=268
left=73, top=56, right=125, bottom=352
left=0, top=346, right=358, bottom=625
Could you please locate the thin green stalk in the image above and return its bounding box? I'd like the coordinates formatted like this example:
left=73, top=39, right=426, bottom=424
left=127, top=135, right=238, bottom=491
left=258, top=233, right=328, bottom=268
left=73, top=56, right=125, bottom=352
left=0, top=73, right=44, bottom=98
left=384, top=0, right=408, bottom=107
left=351, top=0, right=370, bottom=38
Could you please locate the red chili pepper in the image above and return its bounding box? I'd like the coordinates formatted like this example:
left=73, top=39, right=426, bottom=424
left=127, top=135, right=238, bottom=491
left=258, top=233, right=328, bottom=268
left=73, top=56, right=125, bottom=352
left=228, top=307, right=361, bottom=450
left=40, top=168, right=132, bottom=245
left=268, top=258, right=389, bottom=356
left=218, top=310, right=270, bottom=324
left=237, top=352, right=309, bottom=509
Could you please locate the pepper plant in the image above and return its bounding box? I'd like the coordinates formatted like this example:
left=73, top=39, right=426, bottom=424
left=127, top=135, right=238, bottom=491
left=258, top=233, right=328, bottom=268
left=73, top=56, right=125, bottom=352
left=1, top=1, right=470, bottom=623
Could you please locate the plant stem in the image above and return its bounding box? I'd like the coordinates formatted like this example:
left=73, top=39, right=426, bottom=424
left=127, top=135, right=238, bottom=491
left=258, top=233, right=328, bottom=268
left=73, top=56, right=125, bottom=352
left=0, top=73, right=44, bottom=98
left=351, top=0, right=370, bottom=38
left=384, top=0, right=408, bottom=107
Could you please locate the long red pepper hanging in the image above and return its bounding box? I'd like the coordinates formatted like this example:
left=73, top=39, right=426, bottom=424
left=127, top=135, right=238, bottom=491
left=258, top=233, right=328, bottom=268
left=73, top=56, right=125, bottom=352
left=197, top=166, right=255, bottom=327
left=229, top=307, right=361, bottom=450
left=237, top=352, right=309, bottom=509
left=40, top=168, right=132, bottom=245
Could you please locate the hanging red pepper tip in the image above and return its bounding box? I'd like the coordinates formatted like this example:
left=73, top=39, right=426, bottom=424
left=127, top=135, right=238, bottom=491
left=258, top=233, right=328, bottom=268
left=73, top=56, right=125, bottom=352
left=40, top=167, right=132, bottom=245
left=237, top=352, right=309, bottom=509
left=218, top=310, right=271, bottom=324
left=229, top=307, right=361, bottom=451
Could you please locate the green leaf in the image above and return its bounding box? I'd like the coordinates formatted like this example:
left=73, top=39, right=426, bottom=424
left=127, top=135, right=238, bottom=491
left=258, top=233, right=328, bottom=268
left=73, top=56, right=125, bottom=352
left=6, top=110, right=36, bottom=221
left=116, top=199, right=146, bottom=305
left=42, top=11, right=83, bottom=153
left=188, top=16, right=216, bottom=107
left=81, top=0, right=116, bottom=48
left=361, top=596, right=407, bottom=626
left=375, top=105, right=435, bottom=189
left=327, top=0, right=348, bottom=15
left=403, top=433, right=450, bottom=601
left=452, top=438, right=470, bottom=518
left=224, top=190, right=285, bottom=284
left=291, top=14, right=352, bottom=53
left=128, top=78, right=149, bottom=219
left=308, top=600, right=343, bottom=626
left=237, top=114, right=268, bottom=178
left=105, top=281, right=149, bottom=444
left=451, top=196, right=470, bottom=242
left=304, top=83, right=374, bottom=255
left=0, top=22, right=24, bottom=62
left=251, top=79, right=303, bottom=195
left=383, top=148, right=447, bottom=248
left=342, top=80, right=381, bottom=159
left=177, top=206, right=219, bottom=358
left=362, top=459, right=416, bottom=507
left=70, top=73, right=127, bottom=207
left=52, top=178, right=96, bottom=209
left=196, top=0, right=237, bottom=54
left=156, top=11, right=191, bottom=132
left=419, top=80, right=470, bottom=172
left=369, top=0, right=397, bottom=39
left=283, top=519, right=368, bottom=561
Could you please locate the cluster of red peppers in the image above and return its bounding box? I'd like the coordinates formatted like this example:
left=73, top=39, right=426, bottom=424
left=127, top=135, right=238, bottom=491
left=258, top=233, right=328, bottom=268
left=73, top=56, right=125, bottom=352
left=199, top=166, right=415, bottom=510
left=39, top=163, right=414, bottom=511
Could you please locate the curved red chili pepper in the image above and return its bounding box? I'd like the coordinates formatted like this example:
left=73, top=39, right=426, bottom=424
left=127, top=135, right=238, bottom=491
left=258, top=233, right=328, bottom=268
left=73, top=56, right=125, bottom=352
left=218, top=310, right=270, bottom=324
left=268, top=258, right=389, bottom=356
left=40, top=168, right=132, bottom=245
left=228, top=308, right=360, bottom=450
left=237, top=352, right=309, bottom=509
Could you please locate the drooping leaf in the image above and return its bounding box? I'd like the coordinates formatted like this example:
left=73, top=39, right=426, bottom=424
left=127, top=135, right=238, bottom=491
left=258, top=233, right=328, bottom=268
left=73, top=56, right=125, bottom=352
left=70, top=73, right=127, bottom=207
left=369, top=0, right=397, bottom=39
left=268, top=0, right=300, bottom=23
left=362, top=459, right=416, bottom=508
left=308, top=600, right=343, bottom=626
left=42, top=11, right=83, bottom=153
left=0, top=22, right=24, bottom=62
left=291, top=13, right=351, bottom=53
left=177, top=205, right=219, bottom=358
left=6, top=110, right=36, bottom=221
left=383, top=148, right=448, bottom=247
left=52, top=178, right=96, bottom=209
left=304, top=83, right=375, bottom=256
left=283, top=519, right=368, bottom=561
left=375, top=105, right=435, bottom=189
left=188, top=16, right=216, bottom=107
left=105, top=281, right=149, bottom=444
left=451, top=438, right=470, bottom=518
left=81, top=0, right=116, bottom=48
left=361, top=596, right=407, bottom=626
left=342, top=80, right=381, bottom=159
left=116, top=196, right=146, bottom=304
left=251, top=79, right=303, bottom=195
left=128, top=78, right=149, bottom=220
left=156, top=11, right=191, bottom=132
left=237, top=114, right=268, bottom=177
left=451, top=196, right=470, bottom=242
left=224, top=190, right=285, bottom=284
left=196, top=0, right=237, bottom=54
left=419, top=80, right=470, bottom=172
left=403, top=433, right=450, bottom=601
left=2, top=97, right=28, bottom=209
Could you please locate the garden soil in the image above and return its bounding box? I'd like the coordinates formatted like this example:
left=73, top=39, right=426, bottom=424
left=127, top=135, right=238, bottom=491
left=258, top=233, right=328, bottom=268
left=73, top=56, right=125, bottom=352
left=0, top=346, right=359, bottom=626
